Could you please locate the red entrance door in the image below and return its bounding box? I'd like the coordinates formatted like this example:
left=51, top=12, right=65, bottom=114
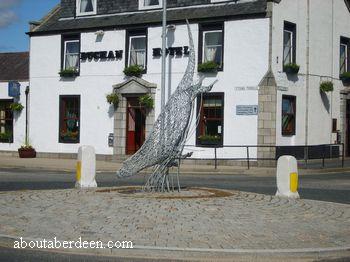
left=126, top=97, right=146, bottom=155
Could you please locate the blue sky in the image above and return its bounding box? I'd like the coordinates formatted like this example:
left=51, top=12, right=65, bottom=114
left=0, top=0, right=59, bottom=52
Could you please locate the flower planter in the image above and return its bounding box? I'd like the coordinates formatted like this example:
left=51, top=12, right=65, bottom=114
left=59, top=69, right=79, bottom=78
left=283, top=63, right=300, bottom=75
left=340, top=74, right=350, bottom=86
left=198, top=61, right=219, bottom=73
left=18, top=148, right=36, bottom=158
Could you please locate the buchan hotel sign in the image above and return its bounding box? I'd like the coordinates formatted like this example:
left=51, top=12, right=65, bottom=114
left=80, top=46, right=190, bottom=61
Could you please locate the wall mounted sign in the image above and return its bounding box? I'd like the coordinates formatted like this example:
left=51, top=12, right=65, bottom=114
left=236, top=105, right=259, bottom=116
left=153, top=46, right=189, bottom=57
left=8, top=81, right=20, bottom=98
left=80, top=50, right=123, bottom=61
left=234, top=86, right=259, bottom=91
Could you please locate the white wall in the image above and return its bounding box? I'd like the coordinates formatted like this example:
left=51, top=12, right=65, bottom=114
left=0, top=81, right=28, bottom=151
left=29, top=18, right=269, bottom=157
left=272, top=0, right=350, bottom=146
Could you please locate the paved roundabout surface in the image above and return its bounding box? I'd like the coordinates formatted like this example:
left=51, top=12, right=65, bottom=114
left=0, top=187, right=349, bottom=261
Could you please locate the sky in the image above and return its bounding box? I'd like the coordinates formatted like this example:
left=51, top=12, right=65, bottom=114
left=0, top=0, right=59, bottom=52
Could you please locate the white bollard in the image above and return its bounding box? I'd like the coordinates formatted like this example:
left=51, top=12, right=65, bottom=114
left=75, top=146, right=97, bottom=188
left=276, top=155, right=299, bottom=199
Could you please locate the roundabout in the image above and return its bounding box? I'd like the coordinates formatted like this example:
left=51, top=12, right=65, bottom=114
left=0, top=187, right=349, bottom=260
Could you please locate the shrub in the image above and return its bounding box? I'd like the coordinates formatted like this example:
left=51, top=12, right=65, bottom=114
left=123, top=65, right=144, bottom=77
left=283, top=63, right=300, bottom=74
left=320, top=81, right=334, bottom=93
left=198, top=61, right=219, bottom=73
left=139, top=94, right=154, bottom=109
left=59, top=68, right=79, bottom=77
left=9, top=102, right=24, bottom=112
left=106, top=93, right=119, bottom=108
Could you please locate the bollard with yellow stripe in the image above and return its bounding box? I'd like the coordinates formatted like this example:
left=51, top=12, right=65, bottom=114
left=276, top=156, right=300, bottom=199
left=75, top=146, right=97, bottom=189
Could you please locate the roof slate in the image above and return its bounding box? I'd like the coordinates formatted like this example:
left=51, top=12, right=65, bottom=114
left=0, top=52, right=29, bottom=81
left=30, top=0, right=267, bottom=35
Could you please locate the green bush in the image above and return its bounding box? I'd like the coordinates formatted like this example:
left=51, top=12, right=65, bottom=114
left=139, top=94, right=154, bottom=109
left=9, top=102, right=24, bottom=112
left=198, top=61, right=219, bottom=73
left=320, top=81, right=334, bottom=93
left=59, top=68, right=79, bottom=77
left=123, top=65, right=144, bottom=77
left=106, top=93, right=119, bottom=108
left=283, top=63, right=300, bottom=74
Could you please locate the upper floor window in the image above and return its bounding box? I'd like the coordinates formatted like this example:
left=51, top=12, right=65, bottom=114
left=62, top=35, right=80, bottom=73
left=76, top=0, right=96, bottom=16
left=139, top=0, right=162, bottom=10
left=340, top=37, right=349, bottom=76
left=126, top=29, right=147, bottom=70
left=199, top=23, right=224, bottom=71
left=283, top=21, right=296, bottom=68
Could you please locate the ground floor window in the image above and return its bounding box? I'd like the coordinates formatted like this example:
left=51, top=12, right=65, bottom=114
left=0, top=100, right=13, bottom=143
left=282, top=95, right=296, bottom=136
left=196, top=93, right=224, bottom=146
left=59, top=95, right=80, bottom=143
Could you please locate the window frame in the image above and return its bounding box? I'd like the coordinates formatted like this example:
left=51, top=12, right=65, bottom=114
left=198, top=22, right=225, bottom=71
left=283, top=21, right=297, bottom=69
left=138, top=0, right=162, bottom=10
left=59, top=95, right=81, bottom=144
left=61, top=34, right=81, bottom=73
left=128, top=35, right=147, bottom=69
left=281, top=95, right=296, bottom=136
left=340, top=36, right=350, bottom=76
left=196, top=92, right=225, bottom=147
left=76, top=0, right=97, bottom=16
left=125, top=29, right=148, bottom=72
left=0, top=99, right=14, bottom=144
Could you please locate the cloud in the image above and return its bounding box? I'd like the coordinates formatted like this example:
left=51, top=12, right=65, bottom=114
left=0, top=0, right=21, bottom=28
left=0, top=0, right=21, bottom=9
left=0, top=10, right=18, bottom=28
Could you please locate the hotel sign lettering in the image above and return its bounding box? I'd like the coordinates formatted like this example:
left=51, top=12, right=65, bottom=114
left=80, top=50, right=123, bottom=61
left=152, top=46, right=190, bottom=57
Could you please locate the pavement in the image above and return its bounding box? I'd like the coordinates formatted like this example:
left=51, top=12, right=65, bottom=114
left=0, top=187, right=349, bottom=261
left=1, top=155, right=350, bottom=261
left=0, top=155, right=348, bottom=176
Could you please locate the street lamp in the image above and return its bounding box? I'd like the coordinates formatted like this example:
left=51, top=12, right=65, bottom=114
left=161, top=0, right=167, bottom=111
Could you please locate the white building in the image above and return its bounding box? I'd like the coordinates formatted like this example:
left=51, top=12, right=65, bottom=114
left=0, top=52, right=29, bottom=152
left=10, top=0, right=350, bottom=163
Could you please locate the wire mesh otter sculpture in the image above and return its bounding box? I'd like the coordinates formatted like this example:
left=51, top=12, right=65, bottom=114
left=116, top=21, right=217, bottom=192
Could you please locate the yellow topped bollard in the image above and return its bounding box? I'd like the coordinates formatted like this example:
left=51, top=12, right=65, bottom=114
left=75, top=146, right=97, bottom=189
left=276, top=155, right=300, bottom=199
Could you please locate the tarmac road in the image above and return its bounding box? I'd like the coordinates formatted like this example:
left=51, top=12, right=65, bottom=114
left=0, top=168, right=349, bottom=204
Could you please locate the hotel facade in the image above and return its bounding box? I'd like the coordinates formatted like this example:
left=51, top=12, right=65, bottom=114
left=1, top=0, right=350, bottom=163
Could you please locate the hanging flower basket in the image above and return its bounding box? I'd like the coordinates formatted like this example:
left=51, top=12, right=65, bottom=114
left=106, top=93, right=119, bottom=108
left=123, top=65, right=144, bottom=77
left=340, top=72, right=350, bottom=86
left=139, top=94, right=154, bottom=110
left=59, top=68, right=79, bottom=77
left=9, top=102, right=24, bottom=112
left=320, top=81, right=334, bottom=93
left=283, top=63, right=300, bottom=74
left=198, top=61, right=219, bottom=73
